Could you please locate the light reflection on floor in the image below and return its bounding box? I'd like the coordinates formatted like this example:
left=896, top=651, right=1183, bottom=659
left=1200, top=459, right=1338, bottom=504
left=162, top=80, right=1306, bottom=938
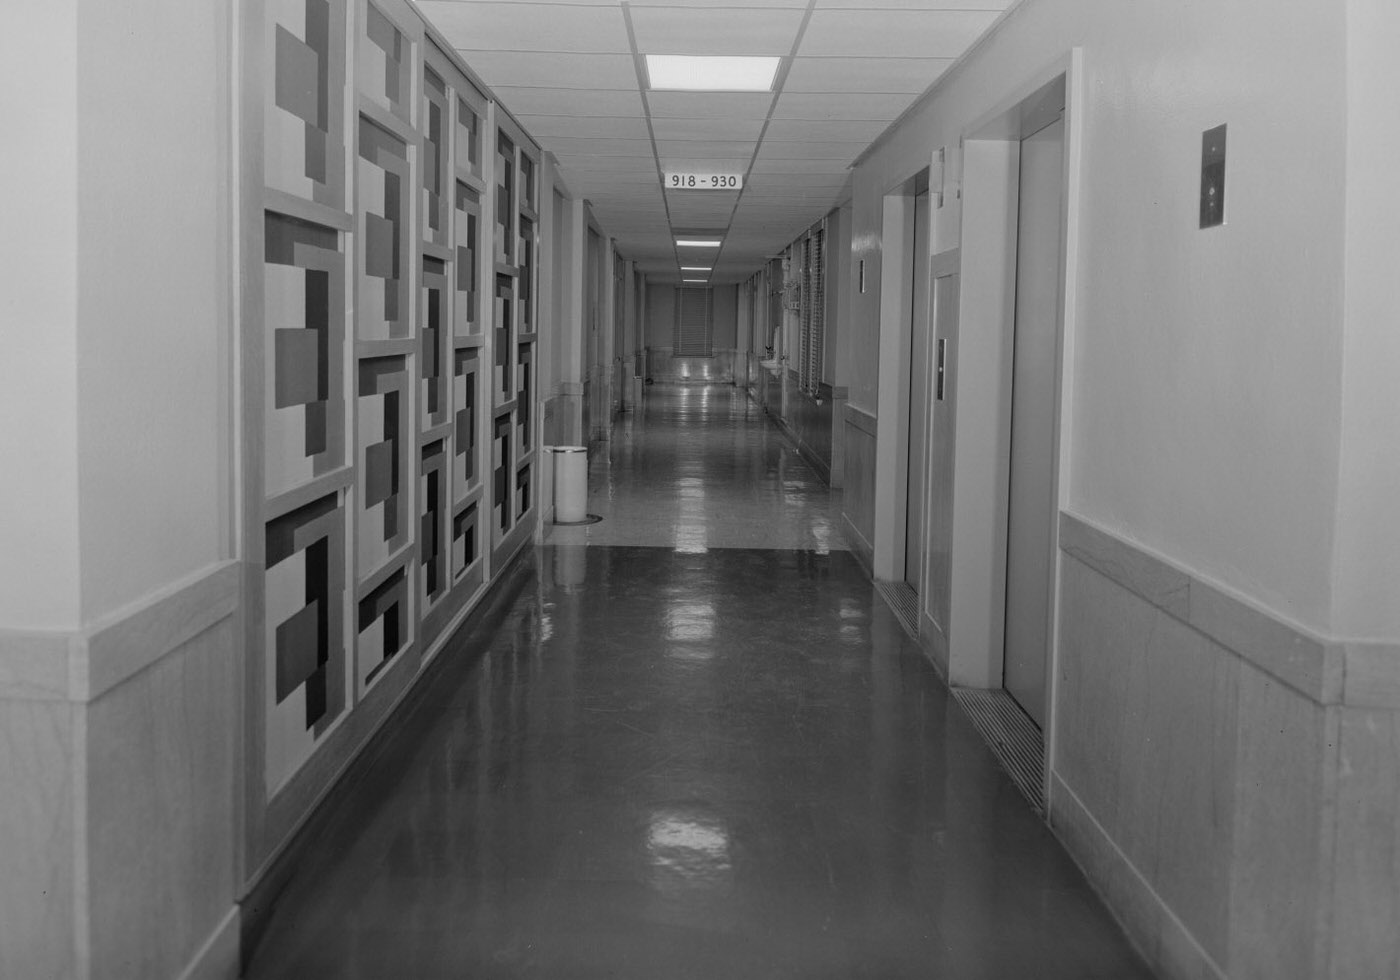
left=545, top=385, right=845, bottom=554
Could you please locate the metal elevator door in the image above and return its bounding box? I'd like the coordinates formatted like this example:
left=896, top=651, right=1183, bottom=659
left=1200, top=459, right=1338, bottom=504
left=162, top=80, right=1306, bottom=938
left=1003, top=115, right=1065, bottom=729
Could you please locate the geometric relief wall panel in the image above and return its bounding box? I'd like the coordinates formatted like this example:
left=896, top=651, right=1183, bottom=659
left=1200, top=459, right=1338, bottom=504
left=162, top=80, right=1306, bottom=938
left=455, top=96, right=480, bottom=181
left=264, top=492, right=347, bottom=792
left=420, top=441, right=447, bottom=610
left=265, top=0, right=345, bottom=207
left=515, top=463, right=531, bottom=523
left=454, top=182, right=480, bottom=337
left=421, top=256, right=449, bottom=430
left=357, top=357, right=412, bottom=575
left=264, top=213, right=346, bottom=497
left=453, top=348, right=478, bottom=500
left=422, top=67, right=449, bottom=248
left=517, top=215, right=535, bottom=335
left=493, top=413, right=512, bottom=546
left=494, top=274, right=514, bottom=405
left=357, top=121, right=411, bottom=341
left=516, top=343, right=532, bottom=454
left=451, top=500, right=478, bottom=582
left=360, top=1, right=412, bottom=126
left=356, top=564, right=410, bottom=693
left=495, top=131, right=516, bottom=264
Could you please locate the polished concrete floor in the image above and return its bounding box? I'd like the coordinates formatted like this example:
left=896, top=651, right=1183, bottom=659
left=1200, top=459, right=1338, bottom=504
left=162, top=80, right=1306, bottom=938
left=243, top=385, right=1152, bottom=979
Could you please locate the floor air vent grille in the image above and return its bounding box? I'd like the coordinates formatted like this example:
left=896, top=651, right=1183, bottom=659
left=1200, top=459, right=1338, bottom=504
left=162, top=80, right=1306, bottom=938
left=952, top=688, right=1045, bottom=815
left=874, top=580, right=919, bottom=641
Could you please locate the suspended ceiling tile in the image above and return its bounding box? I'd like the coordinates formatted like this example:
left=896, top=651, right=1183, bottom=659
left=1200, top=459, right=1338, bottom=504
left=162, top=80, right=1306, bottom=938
left=517, top=114, right=650, bottom=140
left=416, top=2, right=629, bottom=53
left=800, top=8, right=1001, bottom=58
left=655, top=139, right=758, bottom=159
left=815, top=0, right=1011, bottom=8
left=783, top=55, right=953, bottom=94
left=764, top=118, right=887, bottom=143
left=748, top=157, right=852, bottom=175
left=573, top=170, right=660, bottom=186
left=667, top=201, right=739, bottom=221
left=538, top=136, right=656, bottom=157
left=646, top=91, right=773, bottom=120
left=745, top=173, right=851, bottom=191
left=492, top=87, right=645, bottom=117
left=650, top=116, right=765, bottom=143
left=587, top=190, right=664, bottom=205
left=772, top=92, right=913, bottom=121
left=553, top=155, right=659, bottom=173
left=666, top=188, right=741, bottom=206
left=630, top=6, right=805, bottom=56
left=754, top=141, right=863, bottom=161
left=451, top=51, right=638, bottom=89
left=655, top=157, right=750, bottom=174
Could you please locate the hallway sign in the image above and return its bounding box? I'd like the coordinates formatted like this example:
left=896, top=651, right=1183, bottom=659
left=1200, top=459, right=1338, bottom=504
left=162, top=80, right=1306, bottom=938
left=665, top=172, right=743, bottom=190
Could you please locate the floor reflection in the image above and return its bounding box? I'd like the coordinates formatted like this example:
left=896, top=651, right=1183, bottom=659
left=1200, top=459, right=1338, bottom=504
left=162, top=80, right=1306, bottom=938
left=243, top=385, right=1152, bottom=980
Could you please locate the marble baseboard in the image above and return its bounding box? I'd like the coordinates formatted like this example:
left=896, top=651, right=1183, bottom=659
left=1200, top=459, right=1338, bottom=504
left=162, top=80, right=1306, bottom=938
left=1059, top=512, right=1400, bottom=708
left=0, top=560, right=241, bottom=980
left=1056, top=514, right=1400, bottom=980
left=1051, top=774, right=1227, bottom=980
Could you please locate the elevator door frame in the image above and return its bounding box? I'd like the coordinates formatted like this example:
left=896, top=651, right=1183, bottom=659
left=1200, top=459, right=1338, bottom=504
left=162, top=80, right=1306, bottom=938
left=872, top=169, right=932, bottom=592
left=940, top=55, right=1083, bottom=808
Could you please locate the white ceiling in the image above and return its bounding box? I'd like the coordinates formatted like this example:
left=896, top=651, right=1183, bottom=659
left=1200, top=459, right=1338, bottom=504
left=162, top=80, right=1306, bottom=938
left=413, top=0, right=1013, bottom=284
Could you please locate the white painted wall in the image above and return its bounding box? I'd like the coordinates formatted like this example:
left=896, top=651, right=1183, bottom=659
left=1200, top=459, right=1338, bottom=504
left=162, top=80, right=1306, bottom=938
left=849, top=0, right=1349, bottom=634
left=0, top=1, right=82, bottom=630
left=75, top=0, right=232, bottom=623
left=1333, top=0, right=1400, bottom=640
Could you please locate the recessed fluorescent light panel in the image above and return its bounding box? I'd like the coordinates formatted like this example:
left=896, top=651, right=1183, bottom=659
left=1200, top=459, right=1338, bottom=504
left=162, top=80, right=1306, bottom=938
left=676, top=239, right=722, bottom=247
left=681, top=266, right=712, bottom=271
left=683, top=278, right=708, bottom=283
left=646, top=55, right=780, bottom=92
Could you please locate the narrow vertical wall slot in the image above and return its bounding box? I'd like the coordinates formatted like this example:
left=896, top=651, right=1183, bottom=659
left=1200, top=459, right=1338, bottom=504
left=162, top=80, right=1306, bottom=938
left=935, top=337, right=946, bottom=401
left=1200, top=124, right=1227, bottom=228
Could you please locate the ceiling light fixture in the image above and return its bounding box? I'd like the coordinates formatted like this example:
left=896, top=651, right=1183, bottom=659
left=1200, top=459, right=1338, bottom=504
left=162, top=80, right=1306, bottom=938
left=676, top=239, right=722, bottom=247
left=681, top=266, right=712, bottom=271
left=683, top=278, right=708, bottom=283
left=645, top=55, right=780, bottom=92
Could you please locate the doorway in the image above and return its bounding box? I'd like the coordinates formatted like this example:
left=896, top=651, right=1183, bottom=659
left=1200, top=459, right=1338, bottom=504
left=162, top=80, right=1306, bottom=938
left=1002, top=113, right=1065, bottom=729
left=904, top=186, right=932, bottom=593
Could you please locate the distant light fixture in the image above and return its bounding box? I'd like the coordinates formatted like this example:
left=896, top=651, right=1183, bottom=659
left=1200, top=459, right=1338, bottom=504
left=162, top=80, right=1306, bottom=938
left=681, top=266, right=712, bottom=271
left=646, top=55, right=780, bottom=92
left=683, top=278, right=708, bottom=283
left=676, top=239, right=722, bottom=247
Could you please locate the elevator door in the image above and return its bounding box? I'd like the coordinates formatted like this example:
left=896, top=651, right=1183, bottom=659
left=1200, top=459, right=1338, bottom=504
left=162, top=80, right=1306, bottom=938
left=1003, top=116, right=1064, bottom=729
left=904, top=189, right=931, bottom=590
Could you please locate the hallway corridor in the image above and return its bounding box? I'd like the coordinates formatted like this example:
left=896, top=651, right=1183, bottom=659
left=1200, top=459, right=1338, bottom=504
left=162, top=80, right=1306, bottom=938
left=243, top=386, right=1151, bottom=979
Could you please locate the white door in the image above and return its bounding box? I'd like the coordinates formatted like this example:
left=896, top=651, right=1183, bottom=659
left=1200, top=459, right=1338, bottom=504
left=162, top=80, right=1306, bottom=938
left=1003, top=116, right=1064, bottom=728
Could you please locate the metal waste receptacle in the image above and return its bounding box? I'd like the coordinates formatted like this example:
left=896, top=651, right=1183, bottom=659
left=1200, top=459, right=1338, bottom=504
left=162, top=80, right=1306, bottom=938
left=550, top=446, right=588, bottom=524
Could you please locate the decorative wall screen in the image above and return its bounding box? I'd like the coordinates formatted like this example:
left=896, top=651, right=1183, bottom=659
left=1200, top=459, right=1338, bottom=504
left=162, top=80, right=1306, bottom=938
left=674, top=287, right=714, bottom=357
left=245, top=0, right=540, bottom=816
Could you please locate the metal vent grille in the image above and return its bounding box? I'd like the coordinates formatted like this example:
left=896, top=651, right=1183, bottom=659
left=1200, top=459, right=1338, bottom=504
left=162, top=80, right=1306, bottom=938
left=674, top=286, right=713, bottom=357
left=875, top=579, right=919, bottom=641
left=952, top=687, right=1046, bottom=815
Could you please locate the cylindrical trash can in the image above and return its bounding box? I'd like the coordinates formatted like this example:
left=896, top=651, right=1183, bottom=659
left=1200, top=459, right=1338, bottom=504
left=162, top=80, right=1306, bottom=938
left=550, top=446, right=588, bottom=524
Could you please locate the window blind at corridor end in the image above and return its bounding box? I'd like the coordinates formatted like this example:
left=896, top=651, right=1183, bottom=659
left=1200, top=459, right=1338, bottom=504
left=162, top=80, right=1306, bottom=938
left=674, top=287, right=714, bottom=357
